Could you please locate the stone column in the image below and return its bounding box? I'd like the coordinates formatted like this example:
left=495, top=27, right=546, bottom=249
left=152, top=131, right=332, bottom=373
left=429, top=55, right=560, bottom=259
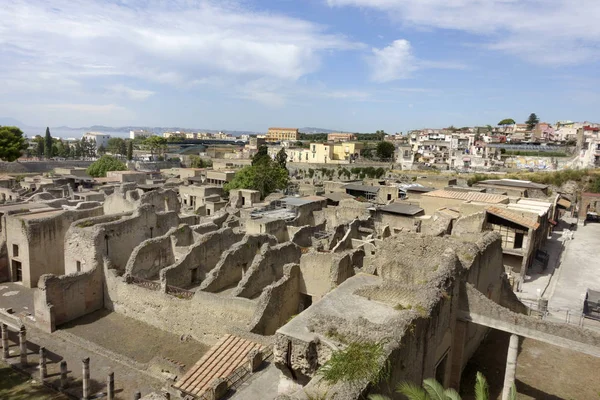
left=82, top=357, right=90, bottom=400
left=133, top=391, right=141, bottom=400
left=39, top=347, right=47, bottom=381
left=60, top=361, right=68, bottom=389
left=107, top=372, right=115, bottom=400
left=502, top=334, right=519, bottom=400
left=1, top=323, right=8, bottom=360
left=18, top=325, right=27, bottom=366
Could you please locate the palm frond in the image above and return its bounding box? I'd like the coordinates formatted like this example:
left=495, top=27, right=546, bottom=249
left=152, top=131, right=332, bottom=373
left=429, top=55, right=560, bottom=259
left=423, top=378, right=447, bottom=400
left=444, top=388, right=462, bottom=400
left=474, top=372, right=489, bottom=400
left=368, top=395, right=392, bottom=400
left=508, top=383, right=517, bottom=400
left=396, top=381, right=430, bottom=400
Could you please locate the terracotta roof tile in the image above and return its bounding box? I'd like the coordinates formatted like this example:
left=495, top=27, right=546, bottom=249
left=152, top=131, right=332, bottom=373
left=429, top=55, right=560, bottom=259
left=487, top=206, right=540, bottom=230
left=422, top=190, right=509, bottom=204
left=174, top=334, right=264, bottom=397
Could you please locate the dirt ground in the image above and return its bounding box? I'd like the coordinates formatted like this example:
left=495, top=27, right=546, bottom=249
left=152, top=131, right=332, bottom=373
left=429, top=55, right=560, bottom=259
left=0, top=361, right=68, bottom=400
left=61, top=309, right=209, bottom=370
left=461, top=329, right=600, bottom=400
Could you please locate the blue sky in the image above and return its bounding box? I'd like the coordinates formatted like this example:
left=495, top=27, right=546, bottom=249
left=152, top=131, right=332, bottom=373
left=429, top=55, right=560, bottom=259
left=1, top=0, right=599, bottom=134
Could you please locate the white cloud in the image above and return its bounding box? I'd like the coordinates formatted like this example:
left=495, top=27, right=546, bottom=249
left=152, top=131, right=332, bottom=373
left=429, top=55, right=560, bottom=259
left=370, top=39, right=417, bottom=82
left=41, top=103, right=128, bottom=113
left=369, top=39, right=466, bottom=82
left=327, top=0, right=600, bottom=65
left=109, top=85, right=155, bottom=101
left=0, top=0, right=362, bottom=107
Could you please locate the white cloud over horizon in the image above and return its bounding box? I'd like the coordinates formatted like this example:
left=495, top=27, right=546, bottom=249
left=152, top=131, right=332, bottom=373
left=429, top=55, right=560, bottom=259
left=327, top=0, right=600, bottom=65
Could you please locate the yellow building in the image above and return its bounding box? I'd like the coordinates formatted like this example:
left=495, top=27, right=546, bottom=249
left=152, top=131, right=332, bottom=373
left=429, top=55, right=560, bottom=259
left=283, top=142, right=363, bottom=164
left=327, top=133, right=357, bottom=142
left=266, top=127, right=299, bottom=142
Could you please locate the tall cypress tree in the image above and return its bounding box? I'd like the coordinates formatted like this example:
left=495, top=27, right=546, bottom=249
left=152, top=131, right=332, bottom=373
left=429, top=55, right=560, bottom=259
left=44, top=127, right=53, bottom=159
left=127, top=141, right=133, bottom=161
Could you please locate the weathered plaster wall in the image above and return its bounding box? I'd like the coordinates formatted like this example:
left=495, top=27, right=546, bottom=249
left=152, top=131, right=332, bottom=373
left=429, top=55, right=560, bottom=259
left=161, top=228, right=245, bottom=288
left=104, top=268, right=256, bottom=344
left=298, top=251, right=356, bottom=300
left=287, top=222, right=326, bottom=248
left=249, top=264, right=301, bottom=335
left=6, top=206, right=103, bottom=287
left=34, top=267, right=104, bottom=332
left=200, top=234, right=277, bottom=293
left=451, top=212, right=485, bottom=236
left=125, top=228, right=176, bottom=279
left=245, top=218, right=289, bottom=243
left=233, top=242, right=301, bottom=299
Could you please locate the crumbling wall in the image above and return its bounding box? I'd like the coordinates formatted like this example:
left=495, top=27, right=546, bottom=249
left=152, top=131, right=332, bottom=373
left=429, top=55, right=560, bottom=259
left=233, top=242, right=301, bottom=299
left=64, top=206, right=178, bottom=275
left=104, top=187, right=180, bottom=215
left=104, top=267, right=256, bottom=343
left=161, top=228, right=245, bottom=288
left=288, top=222, right=327, bottom=248
left=170, top=224, right=195, bottom=247
left=451, top=212, right=485, bottom=236
left=125, top=229, right=176, bottom=279
left=331, top=220, right=360, bottom=253
left=298, top=251, right=356, bottom=300
left=34, top=267, right=104, bottom=332
left=200, top=234, right=277, bottom=293
left=420, top=212, right=453, bottom=236
left=6, top=206, right=103, bottom=288
left=191, top=222, right=219, bottom=236
left=245, top=218, right=289, bottom=243
left=249, top=264, right=301, bottom=335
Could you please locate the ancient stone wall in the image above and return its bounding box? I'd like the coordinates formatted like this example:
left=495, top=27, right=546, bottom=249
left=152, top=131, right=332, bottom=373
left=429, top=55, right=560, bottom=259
left=233, top=242, right=301, bottom=299
left=249, top=264, right=301, bottom=335
left=287, top=222, right=327, bottom=248
left=200, top=234, right=277, bottom=293
left=161, top=228, right=245, bottom=288
left=245, top=218, right=289, bottom=243
left=451, top=212, right=485, bottom=236
left=125, top=228, right=176, bottom=279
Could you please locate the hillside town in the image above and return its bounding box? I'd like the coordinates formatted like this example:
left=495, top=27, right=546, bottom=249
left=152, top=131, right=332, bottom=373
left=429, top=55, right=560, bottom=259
left=1, top=116, right=600, bottom=400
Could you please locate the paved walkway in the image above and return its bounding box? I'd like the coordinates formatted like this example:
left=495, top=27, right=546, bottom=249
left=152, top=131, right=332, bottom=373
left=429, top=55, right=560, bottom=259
left=548, top=223, right=600, bottom=313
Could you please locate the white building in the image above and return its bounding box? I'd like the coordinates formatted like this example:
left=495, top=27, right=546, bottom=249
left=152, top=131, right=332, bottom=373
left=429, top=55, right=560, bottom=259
left=130, top=130, right=153, bottom=139
left=83, top=132, right=111, bottom=149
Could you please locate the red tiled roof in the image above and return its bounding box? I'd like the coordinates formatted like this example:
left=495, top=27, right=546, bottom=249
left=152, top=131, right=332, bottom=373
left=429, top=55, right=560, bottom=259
left=174, top=334, right=264, bottom=397
left=487, top=206, right=540, bottom=230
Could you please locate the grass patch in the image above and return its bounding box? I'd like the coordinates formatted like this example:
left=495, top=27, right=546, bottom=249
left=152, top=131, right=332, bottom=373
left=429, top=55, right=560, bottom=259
left=325, top=327, right=349, bottom=344
left=319, top=342, right=388, bottom=385
left=394, top=303, right=412, bottom=311
left=0, top=362, right=67, bottom=399
left=415, top=305, right=429, bottom=317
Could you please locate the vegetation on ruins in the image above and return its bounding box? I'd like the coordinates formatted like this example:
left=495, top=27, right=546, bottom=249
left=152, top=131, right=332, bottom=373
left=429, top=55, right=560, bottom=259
left=525, top=113, right=540, bottom=131
left=86, top=155, right=127, bottom=177
left=319, top=341, right=388, bottom=386
left=188, top=155, right=212, bottom=168
left=143, top=135, right=168, bottom=158
left=0, top=126, right=27, bottom=162
left=225, top=155, right=288, bottom=199
left=276, top=147, right=288, bottom=170
left=376, top=141, right=395, bottom=160
left=369, top=372, right=517, bottom=400
left=127, top=141, right=133, bottom=161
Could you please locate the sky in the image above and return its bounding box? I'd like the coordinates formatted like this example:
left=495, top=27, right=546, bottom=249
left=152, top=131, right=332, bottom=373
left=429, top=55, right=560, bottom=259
left=1, top=0, right=599, bottom=134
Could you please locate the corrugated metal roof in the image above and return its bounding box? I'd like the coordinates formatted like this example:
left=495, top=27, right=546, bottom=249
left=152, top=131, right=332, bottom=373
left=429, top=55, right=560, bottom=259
left=422, top=190, right=509, bottom=204
left=487, top=206, right=540, bottom=230
left=477, top=179, right=548, bottom=189
left=344, top=184, right=380, bottom=193
left=379, top=203, right=424, bottom=216
left=174, top=334, right=264, bottom=397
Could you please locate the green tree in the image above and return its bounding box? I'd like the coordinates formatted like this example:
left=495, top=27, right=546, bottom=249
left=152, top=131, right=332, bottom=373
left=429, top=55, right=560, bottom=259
left=224, top=159, right=288, bottom=199
left=526, top=113, right=539, bottom=131
left=252, top=145, right=270, bottom=166
left=97, top=144, right=106, bottom=155
left=486, top=124, right=493, bottom=133
left=376, top=141, right=395, bottom=160
left=44, top=127, right=53, bottom=159
left=86, top=155, right=127, bottom=177
left=189, top=155, right=207, bottom=168
left=143, top=136, right=167, bottom=158
left=33, top=135, right=44, bottom=158
left=276, top=148, right=288, bottom=169
left=375, top=130, right=386, bottom=141
left=80, top=137, right=96, bottom=158
left=0, top=126, right=27, bottom=162
left=127, top=141, right=133, bottom=161
left=107, top=138, right=126, bottom=155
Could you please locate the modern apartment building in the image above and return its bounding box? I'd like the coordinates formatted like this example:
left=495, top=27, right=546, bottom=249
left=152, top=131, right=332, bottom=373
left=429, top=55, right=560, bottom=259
left=266, top=127, right=299, bottom=142
left=83, top=132, right=110, bottom=149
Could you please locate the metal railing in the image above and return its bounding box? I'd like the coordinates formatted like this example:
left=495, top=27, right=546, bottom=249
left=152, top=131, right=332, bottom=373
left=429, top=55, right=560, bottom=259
left=520, top=298, right=589, bottom=328
left=130, top=276, right=161, bottom=291
left=166, top=285, right=195, bottom=300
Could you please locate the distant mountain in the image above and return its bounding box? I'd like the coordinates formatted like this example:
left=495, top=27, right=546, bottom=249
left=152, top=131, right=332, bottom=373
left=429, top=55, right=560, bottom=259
left=299, top=127, right=350, bottom=134
left=0, top=117, right=28, bottom=127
